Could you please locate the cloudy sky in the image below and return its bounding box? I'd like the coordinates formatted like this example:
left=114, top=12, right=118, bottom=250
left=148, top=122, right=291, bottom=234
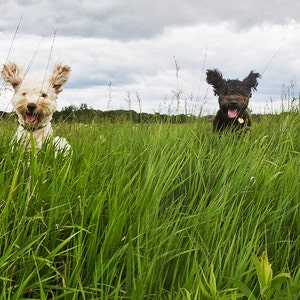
left=1, top=0, right=300, bottom=115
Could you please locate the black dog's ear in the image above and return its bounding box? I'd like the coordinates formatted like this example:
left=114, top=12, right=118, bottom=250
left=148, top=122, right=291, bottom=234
left=206, top=69, right=226, bottom=95
left=243, top=71, right=261, bottom=90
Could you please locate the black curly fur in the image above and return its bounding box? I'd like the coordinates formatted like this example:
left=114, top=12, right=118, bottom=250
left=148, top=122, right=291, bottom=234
left=213, top=109, right=251, bottom=132
left=206, top=69, right=261, bottom=132
left=206, top=69, right=225, bottom=96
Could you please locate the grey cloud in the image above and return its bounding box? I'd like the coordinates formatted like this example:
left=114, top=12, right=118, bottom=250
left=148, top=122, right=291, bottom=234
left=1, top=0, right=300, bottom=114
left=2, top=0, right=300, bottom=41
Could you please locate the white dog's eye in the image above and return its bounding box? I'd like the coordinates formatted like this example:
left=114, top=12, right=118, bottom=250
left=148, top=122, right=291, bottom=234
left=21, top=92, right=26, bottom=96
left=40, top=93, right=48, bottom=99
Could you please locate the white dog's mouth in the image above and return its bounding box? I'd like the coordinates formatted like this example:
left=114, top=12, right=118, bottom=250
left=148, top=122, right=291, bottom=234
left=22, top=113, right=40, bottom=129
left=25, top=113, right=37, bottom=123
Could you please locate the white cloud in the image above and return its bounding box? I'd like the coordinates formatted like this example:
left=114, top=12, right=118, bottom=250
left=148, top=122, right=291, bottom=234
left=1, top=0, right=300, bottom=115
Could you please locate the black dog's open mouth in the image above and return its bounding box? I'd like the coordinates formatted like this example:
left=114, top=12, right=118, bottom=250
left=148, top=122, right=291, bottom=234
left=228, top=108, right=238, bottom=119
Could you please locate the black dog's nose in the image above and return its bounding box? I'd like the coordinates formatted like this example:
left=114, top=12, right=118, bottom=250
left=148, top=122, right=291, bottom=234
left=27, top=103, right=37, bottom=112
left=229, top=100, right=238, bottom=108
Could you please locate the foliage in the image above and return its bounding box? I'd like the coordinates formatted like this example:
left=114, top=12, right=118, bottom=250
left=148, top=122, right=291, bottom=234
left=52, top=103, right=198, bottom=124
left=0, top=112, right=299, bottom=299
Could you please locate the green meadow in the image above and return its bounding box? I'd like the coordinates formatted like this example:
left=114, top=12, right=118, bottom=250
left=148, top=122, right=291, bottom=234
left=0, top=112, right=299, bottom=299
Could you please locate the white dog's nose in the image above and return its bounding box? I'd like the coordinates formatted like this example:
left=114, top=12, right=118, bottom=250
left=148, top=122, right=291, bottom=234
left=27, top=103, right=37, bottom=112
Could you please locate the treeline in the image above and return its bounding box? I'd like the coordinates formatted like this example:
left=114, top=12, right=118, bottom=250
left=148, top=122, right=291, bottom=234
left=52, top=103, right=197, bottom=123
left=52, top=104, right=265, bottom=123
left=0, top=103, right=265, bottom=124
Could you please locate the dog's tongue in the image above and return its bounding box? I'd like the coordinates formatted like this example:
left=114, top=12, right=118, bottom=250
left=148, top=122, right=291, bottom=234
left=25, top=114, right=36, bottom=123
left=228, top=109, right=237, bottom=119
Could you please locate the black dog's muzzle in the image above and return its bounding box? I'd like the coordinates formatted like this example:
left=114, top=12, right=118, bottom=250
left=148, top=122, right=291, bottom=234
left=228, top=100, right=238, bottom=109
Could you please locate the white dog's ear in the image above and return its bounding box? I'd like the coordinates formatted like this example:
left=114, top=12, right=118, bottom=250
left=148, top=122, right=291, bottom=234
left=49, top=64, right=71, bottom=94
left=1, top=62, right=24, bottom=90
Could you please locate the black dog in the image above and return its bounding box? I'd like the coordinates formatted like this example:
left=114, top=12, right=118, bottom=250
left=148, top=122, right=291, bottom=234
left=206, top=69, right=260, bottom=132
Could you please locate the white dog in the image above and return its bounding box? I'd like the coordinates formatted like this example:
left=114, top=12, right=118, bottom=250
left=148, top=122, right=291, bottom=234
left=1, top=61, right=71, bottom=153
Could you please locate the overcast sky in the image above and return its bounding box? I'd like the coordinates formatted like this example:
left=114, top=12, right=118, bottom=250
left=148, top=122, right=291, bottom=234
left=1, top=0, right=300, bottom=115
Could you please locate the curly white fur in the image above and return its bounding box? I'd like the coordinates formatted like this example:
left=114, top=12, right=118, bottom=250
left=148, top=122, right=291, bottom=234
left=1, top=62, right=71, bottom=154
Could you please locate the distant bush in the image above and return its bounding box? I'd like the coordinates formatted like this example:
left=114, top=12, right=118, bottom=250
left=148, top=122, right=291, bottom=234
left=52, top=103, right=197, bottom=124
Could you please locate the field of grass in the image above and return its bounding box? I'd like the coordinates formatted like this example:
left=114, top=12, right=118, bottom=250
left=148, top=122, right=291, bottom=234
left=0, top=113, right=299, bottom=299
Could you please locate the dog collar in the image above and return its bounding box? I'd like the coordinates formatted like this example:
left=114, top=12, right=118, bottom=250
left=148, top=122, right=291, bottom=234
left=21, top=123, right=48, bottom=132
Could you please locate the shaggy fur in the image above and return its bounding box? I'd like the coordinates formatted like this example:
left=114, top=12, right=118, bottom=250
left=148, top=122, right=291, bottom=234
left=206, top=69, right=260, bottom=132
left=1, top=61, right=71, bottom=152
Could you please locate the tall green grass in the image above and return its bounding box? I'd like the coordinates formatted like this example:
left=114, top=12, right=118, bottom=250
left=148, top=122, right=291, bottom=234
left=0, top=114, right=299, bottom=299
